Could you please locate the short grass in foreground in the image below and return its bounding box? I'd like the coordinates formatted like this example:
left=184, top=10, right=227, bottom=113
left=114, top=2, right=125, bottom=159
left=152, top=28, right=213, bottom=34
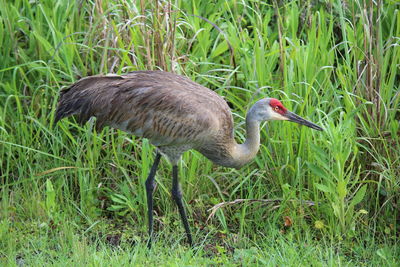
left=1, top=215, right=398, bottom=266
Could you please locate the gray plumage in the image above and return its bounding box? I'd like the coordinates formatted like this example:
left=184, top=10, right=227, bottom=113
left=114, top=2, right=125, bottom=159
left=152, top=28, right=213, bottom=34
left=55, top=70, right=322, bottom=247
left=55, top=71, right=240, bottom=166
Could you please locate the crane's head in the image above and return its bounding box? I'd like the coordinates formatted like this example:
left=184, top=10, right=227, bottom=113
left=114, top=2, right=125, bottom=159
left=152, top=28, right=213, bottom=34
left=249, top=98, right=323, bottom=131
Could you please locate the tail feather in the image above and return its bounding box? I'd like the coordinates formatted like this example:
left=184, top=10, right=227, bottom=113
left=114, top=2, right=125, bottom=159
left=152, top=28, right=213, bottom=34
left=54, top=94, right=88, bottom=123
left=54, top=84, right=90, bottom=124
left=54, top=85, right=75, bottom=123
left=54, top=75, right=124, bottom=125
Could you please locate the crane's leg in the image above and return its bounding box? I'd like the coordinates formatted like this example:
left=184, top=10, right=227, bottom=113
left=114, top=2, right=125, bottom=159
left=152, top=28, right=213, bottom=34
left=171, top=165, right=193, bottom=246
left=145, top=153, right=161, bottom=248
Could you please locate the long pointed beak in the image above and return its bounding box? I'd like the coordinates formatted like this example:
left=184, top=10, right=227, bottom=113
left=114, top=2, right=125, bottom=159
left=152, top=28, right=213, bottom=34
left=285, top=111, right=323, bottom=131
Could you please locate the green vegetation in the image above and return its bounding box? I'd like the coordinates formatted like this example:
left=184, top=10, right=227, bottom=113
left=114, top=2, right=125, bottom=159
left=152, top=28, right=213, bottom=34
left=1, top=0, right=399, bottom=265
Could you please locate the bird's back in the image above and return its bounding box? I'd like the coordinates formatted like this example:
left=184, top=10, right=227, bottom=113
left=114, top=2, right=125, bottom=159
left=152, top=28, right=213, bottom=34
left=55, top=71, right=234, bottom=151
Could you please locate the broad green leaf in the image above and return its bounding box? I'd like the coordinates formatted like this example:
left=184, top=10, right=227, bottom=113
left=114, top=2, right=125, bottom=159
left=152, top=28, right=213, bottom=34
left=307, top=162, right=328, bottom=178
left=349, top=185, right=367, bottom=207
left=337, top=180, right=347, bottom=199
left=314, top=183, right=333, bottom=194
left=210, top=41, right=229, bottom=58
left=46, top=179, right=56, bottom=213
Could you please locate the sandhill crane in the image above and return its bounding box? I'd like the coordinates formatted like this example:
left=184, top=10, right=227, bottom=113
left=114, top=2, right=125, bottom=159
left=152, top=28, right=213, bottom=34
left=55, top=70, right=323, bottom=247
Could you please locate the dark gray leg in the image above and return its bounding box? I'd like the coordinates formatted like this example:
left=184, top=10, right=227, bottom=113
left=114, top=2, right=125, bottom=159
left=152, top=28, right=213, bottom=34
left=145, top=153, right=161, bottom=248
left=171, top=165, right=193, bottom=246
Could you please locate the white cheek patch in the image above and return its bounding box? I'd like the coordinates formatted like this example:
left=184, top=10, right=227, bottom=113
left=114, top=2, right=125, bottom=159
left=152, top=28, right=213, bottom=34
left=271, top=112, right=288, bottom=120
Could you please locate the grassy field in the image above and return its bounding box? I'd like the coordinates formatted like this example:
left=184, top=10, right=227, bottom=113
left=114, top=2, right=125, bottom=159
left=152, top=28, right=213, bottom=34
left=0, top=0, right=399, bottom=265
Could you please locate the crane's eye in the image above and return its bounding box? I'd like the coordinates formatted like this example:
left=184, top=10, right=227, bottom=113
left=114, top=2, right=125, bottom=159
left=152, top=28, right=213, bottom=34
left=274, top=106, right=279, bottom=112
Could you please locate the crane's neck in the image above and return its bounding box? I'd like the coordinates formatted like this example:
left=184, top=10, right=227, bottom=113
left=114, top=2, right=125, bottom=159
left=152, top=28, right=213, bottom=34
left=230, top=115, right=261, bottom=169
left=198, top=104, right=265, bottom=169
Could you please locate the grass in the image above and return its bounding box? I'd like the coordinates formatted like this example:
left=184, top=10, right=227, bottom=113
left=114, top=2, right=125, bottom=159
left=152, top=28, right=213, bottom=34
left=0, top=0, right=399, bottom=265
left=2, top=219, right=398, bottom=266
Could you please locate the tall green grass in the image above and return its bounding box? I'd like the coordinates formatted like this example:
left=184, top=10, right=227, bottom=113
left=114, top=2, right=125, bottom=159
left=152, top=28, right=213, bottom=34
left=0, top=0, right=399, bottom=265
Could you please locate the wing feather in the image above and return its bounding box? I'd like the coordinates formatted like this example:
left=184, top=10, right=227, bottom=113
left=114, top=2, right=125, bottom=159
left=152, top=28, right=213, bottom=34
left=55, top=71, right=234, bottom=147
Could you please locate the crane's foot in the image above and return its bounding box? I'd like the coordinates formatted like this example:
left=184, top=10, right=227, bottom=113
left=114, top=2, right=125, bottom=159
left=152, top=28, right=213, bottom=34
left=146, top=238, right=152, bottom=249
left=171, top=165, right=193, bottom=247
left=145, top=153, right=161, bottom=249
